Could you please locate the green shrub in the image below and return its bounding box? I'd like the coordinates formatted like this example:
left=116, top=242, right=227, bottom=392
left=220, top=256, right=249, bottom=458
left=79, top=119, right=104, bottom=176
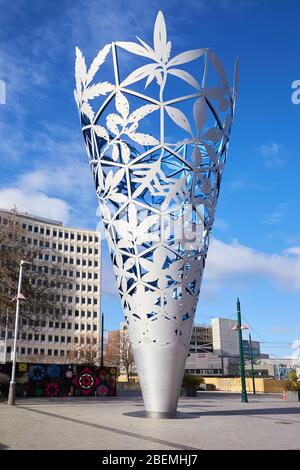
left=284, top=370, right=300, bottom=391
left=182, top=373, right=203, bottom=389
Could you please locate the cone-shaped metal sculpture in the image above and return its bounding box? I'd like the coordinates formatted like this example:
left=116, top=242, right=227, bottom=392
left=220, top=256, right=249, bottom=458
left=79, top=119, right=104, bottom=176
left=74, top=11, right=238, bottom=417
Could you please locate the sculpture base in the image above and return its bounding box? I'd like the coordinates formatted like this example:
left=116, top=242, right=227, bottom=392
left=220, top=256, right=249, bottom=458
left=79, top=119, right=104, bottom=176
left=145, top=411, right=177, bottom=419
left=132, top=337, right=192, bottom=416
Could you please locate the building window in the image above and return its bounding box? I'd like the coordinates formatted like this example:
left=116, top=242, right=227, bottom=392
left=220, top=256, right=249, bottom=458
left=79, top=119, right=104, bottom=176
left=61, top=336, right=65, bottom=343
left=48, top=350, right=52, bottom=356
left=67, top=336, right=71, bottom=343
left=41, top=335, right=45, bottom=341
left=67, top=323, right=72, bottom=329
left=55, top=336, right=59, bottom=342
left=93, top=325, right=97, bottom=331
left=21, top=347, right=25, bottom=354
left=48, top=335, right=53, bottom=342
left=54, top=350, right=58, bottom=356
left=34, top=348, right=38, bottom=354
left=81, top=324, right=85, bottom=331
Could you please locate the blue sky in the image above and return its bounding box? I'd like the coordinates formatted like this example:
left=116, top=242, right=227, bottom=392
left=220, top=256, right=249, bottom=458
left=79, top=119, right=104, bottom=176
left=0, top=0, right=300, bottom=357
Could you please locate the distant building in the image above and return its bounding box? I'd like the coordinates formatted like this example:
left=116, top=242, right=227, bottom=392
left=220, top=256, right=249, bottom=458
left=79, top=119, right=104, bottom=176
left=186, top=317, right=266, bottom=377
left=0, top=209, right=101, bottom=364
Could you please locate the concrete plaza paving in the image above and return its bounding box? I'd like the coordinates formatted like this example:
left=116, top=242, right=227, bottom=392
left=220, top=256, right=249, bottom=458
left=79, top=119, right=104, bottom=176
left=0, top=392, right=299, bottom=450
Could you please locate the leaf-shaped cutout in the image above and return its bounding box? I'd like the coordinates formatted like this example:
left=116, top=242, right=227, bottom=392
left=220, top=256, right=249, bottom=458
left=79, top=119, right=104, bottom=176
left=167, top=48, right=204, bottom=67
left=120, top=142, right=130, bottom=164
left=128, top=104, right=159, bottom=123
left=111, top=144, right=119, bottom=161
left=206, top=86, right=226, bottom=101
left=153, top=10, right=167, bottom=59
left=128, top=203, right=138, bottom=228
left=165, top=105, right=193, bottom=135
left=106, top=113, right=123, bottom=135
left=121, top=63, right=158, bottom=87
left=80, top=101, right=94, bottom=122
left=86, top=44, right=111, bottom=85
left=112, top=168, right=126, bottom=188
left=192, top=146, right=202, bottom=166
left=193, top=97, right=208, bottom=135
left=73, top=89, right=79, bottom=108
left=109, top=192, right=128, bottom=203
left=209, top=50, right=229, bottom=88
left=75, top=47, right=87, bottom=91
left=202, top=127, right=223, bottom=142
left=104, top=170, right=114, bottom=193
left=127, top=132, right=159, bottom=146
left=168, top=68, right=201, bottom=91
left=204, top=143, right=218, bottom=164
left=145, top=68, right=158, bottom=88
left=82, top=82, right=115, bottom=101
left=218, top=98, right=230, bottom=112
left=117, top=238, right=133, bottom=249
left=116, top=91, right=129, bottom=119
left=93, top=125, right=109, bottom=141
left=97, top=165, right=104, bottom=190
left=116, top=41, right=155, bottom=60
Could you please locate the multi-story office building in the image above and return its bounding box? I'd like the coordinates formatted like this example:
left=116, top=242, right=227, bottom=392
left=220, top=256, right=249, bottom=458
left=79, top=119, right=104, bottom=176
left=0, top=208, right=101, bottom=364
left=189, top=323, right=213, bottom=354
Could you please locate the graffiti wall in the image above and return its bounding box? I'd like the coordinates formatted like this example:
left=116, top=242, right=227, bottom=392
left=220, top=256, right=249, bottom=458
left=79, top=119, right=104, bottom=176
left=0, top=363, right=117, bottom=398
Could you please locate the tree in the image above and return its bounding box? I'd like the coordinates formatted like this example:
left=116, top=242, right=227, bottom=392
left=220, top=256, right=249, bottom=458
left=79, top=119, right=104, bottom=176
left=0, top=208, right=66, bottom=334
left=105, top=328, right=136, bottom=381
left=66, top=338, right=100, bottom=365
left=105, top=330, right=121, bottom=367
left=120, top=331, right=135, bottom=383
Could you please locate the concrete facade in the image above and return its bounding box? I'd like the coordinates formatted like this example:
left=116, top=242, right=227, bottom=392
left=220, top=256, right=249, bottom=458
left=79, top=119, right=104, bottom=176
left=0, top=209, right=101, bottom=364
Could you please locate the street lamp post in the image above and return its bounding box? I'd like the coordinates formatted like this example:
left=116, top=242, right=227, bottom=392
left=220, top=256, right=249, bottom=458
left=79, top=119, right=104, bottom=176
left=7, top=260, right=30, bottom=406
left=249, top=333, right=256, bottom=395
left=236, top=298, right=248, bottom=403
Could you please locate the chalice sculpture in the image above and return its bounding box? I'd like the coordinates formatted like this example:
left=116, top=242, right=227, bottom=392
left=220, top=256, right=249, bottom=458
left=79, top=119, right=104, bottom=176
left=74, top=11, right=238, bottom=417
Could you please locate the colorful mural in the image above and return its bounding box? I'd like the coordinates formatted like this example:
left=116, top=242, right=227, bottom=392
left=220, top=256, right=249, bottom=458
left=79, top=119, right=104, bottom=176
left=0, top=363, right=117, bottom=398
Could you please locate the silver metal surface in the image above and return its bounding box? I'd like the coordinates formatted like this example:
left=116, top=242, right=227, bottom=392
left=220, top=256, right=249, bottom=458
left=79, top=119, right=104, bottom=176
left=74, top=10, right=237, bottom=416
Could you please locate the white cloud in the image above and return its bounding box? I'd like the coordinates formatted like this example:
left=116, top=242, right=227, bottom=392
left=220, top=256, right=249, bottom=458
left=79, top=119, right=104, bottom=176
left=204, top=237, right=300, bottom=292
left=0, top=187, right=70, bottom=223
left=259, top=141, right=285, bottom=168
